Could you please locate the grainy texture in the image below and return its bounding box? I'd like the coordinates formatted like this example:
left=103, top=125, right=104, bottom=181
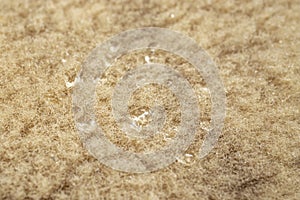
left=0, top=0, right=299, bottom=199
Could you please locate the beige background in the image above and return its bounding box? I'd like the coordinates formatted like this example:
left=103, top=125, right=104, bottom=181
left=0, top=0, right=299, bottom=199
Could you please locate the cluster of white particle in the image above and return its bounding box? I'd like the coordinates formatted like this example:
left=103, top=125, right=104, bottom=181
left=132, top=111, right=151, bottom=128
left=72, top=28, right=226, bottom=173
left=176, top=153, right=194, bottom=165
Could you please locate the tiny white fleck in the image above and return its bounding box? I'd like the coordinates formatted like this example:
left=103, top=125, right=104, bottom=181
left=145, top=56, right=150, bottom=63
left=170, top=14, right=175, bottom=18
left=62, top=59, right=67, bottom=63
left=185, top=153, right=193, bottom=157
left=65, top=77, right=80, bottom=88
left=110, top=46, right=119, bottom=52
left=176, top=157, right=185, bottom=164
left=201, top=87, right=209, bottom=92
left=66, top=81, right=75, bottom=88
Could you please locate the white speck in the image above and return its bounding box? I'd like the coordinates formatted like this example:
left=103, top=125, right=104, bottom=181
left=185, top=153, right=193, bottom=157
left=62, top=59, right=67, bottom=63
left=66, top=77, right=80, bottom=88
left=176, top=157, right=185, bottom=164
left=170, top=14, right=175, bottom=18
left=163, top=133, right=172, bottom=141
left=200, top=87, right=209, bottom=92
left=145, top=56, right=150, bottom=63
left=166, top=80, right=173, bottom=86
left=66, top=80, right=75, bottom=88
left=110, top=45, right=119, bottom=52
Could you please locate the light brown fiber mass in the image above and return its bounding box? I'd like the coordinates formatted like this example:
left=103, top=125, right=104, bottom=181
left=0, top=0, right=299, bottom=199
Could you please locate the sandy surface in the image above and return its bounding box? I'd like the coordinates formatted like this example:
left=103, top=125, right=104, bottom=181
left=0, top=0, right=299, bottom=199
